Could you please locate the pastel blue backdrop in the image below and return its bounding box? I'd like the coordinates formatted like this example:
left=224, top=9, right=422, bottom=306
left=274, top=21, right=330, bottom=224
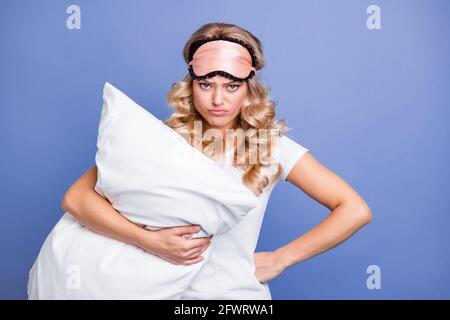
left=1, top=0, right=449, bottom=299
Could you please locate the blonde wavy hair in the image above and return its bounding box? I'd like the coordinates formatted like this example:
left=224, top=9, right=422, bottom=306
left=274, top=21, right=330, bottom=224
left=164, top=22, right=288, bottom=196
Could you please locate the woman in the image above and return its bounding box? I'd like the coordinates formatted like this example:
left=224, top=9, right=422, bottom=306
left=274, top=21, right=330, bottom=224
left=29, top=22, right=372, bottom=299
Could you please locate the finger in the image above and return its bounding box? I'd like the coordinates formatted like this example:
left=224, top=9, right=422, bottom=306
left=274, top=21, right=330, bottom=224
left=197, top=244, right=210, bottom=256
left=191, top=235, right=213, bottom=240
left=183, top=239, right=209, bottom=251
left=183, top=237, right=211, bottom=250
left=173, top=225, right=201, bottom=236
left=184, top=241, right=211, bottom=259
left=183, top=248, right=203, bottom=260
left=184, top=242, right=210, bottom=258
left=182, top=255, right=204, bottom=265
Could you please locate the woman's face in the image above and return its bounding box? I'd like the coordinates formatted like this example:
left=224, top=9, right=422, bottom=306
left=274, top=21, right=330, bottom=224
left=192, top=76, right=248, bottom=135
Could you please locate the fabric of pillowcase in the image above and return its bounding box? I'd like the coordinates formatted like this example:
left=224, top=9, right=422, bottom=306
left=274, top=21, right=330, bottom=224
left=94, top=82, right=259, bottom=237
left=27, top=82, right=259, bottom=299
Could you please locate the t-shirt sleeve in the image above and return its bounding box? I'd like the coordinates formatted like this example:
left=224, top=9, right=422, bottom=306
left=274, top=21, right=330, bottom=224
left=278, top=135, right=310, bottom=181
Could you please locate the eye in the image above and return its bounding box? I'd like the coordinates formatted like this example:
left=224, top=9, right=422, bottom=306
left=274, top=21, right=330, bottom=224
left=228, top=84, right=240, bottom=91
left=199, top=82, right=211, bottom=89
left=198, top=82, right=240, bottom=91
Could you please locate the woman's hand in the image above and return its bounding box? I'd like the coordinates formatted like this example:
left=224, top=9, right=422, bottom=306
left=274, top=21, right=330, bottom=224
left=138, top=225, right=213, bottom=266
left=253, top=251, right=286, bottom=284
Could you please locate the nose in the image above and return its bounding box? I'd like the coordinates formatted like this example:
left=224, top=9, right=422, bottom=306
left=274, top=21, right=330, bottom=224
left=212, top=87, right=224, bottom=106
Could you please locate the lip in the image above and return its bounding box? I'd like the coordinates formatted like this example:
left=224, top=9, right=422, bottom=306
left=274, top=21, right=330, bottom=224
left=207, top=109, right=228, bottom=116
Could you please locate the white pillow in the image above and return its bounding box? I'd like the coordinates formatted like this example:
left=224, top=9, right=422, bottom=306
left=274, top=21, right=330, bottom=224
left=27, top=82, right=259, bottom=299
left=94, top=82, right=259, bottom=237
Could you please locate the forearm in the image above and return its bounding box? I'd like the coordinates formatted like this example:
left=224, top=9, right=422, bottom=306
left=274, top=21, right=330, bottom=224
left=275, top=203, right=372, bottom=269
left=62, top=189, right=149, bottom=250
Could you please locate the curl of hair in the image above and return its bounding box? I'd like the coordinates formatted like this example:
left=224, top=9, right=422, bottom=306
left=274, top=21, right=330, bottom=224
left=164, top=22, right=289, bottom=196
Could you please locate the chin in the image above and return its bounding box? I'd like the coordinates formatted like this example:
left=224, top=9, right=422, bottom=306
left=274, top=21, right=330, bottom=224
left=205, top=116, right=230, bottom=128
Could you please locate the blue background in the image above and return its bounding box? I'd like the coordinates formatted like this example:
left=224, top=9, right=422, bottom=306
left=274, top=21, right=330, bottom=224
left=1, top=0, right=449, bottom=299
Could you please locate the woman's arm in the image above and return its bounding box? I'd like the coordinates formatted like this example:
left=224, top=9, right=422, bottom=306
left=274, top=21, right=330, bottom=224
left=254, top=152, right=372, bottom=283
left=61, top=165, right=152, bottom=249
left=61, top=165, right=212, bottom=265
left=275, top=151, right=372, bottom=269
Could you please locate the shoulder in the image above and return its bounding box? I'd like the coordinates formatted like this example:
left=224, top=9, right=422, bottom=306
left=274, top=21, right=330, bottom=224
left=275, top=134, right=310, bottom=182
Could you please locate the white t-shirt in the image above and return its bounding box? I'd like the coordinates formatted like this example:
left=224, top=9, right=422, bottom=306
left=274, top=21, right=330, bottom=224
left=180, top=135, right=310, bottom=300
